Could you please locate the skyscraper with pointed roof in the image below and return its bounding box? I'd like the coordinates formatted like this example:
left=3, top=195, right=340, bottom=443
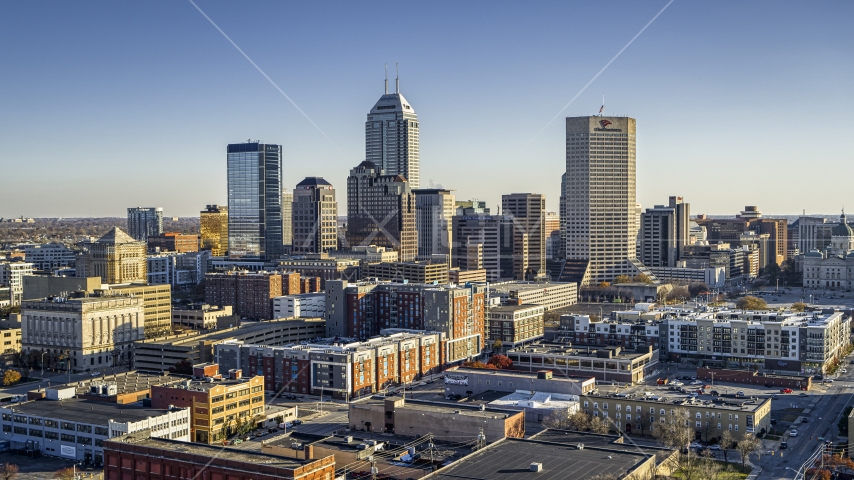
left=365, top=66, right=420, bottom=188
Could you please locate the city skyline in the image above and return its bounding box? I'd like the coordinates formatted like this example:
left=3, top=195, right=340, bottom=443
left=1, top=1, right=852, bottom=218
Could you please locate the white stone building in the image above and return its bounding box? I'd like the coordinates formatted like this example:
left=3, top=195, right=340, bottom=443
left=0, top=262, right=34, bottom=305
left=802, top=211, right=854, bottom=290
left=272, top=293, right=325, bottom=319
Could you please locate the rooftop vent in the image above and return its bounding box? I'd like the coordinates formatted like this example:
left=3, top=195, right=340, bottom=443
left=530, top=462, right=542, bottom=472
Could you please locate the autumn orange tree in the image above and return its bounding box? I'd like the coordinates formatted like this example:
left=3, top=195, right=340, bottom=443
left=486, top=354, right=513, bottom=369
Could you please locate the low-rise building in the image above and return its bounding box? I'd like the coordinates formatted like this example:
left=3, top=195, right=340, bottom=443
left=24, top=244, right=77, bottom=271
left=98, top=283, right=172, bottom=338
left=171, top=304, right=233, bottom=330
left=150, top=365, right=264, bottom=444
left=448, top=268, right=487, bottom=284
left=487, top=304, right=545, bottom=351
left=329, top=245, right=399, bottom=263
left=27, top=371, right=189, bottom=404
left=272, top=293, right=325, bottom=319
left=278, top=255, right=362, bottom=286
left=486, top=281, right=577, bottom=311
left=349, top=397, right=525, bottom=442
left=133, top=318, right=325, bottom=372
left=0, top=261, right=34, bottom=305
left=147, top=232, right=199, bottom=253
left=488, top=390, right=580, bottom=423
left=647, top=264, right=726, bottom=288
left=104, top=435, right=335, bottom=480
left=361, top=261, right=449, bottom=284
left=0, top=397, right=189, bottom=465
left=21, top=275, right=102, bottom=302
left=506, top=343, right=659, bottom=384
left=441, top=368, right=595, bottom=398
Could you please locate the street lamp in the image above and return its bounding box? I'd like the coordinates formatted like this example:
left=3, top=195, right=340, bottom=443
left=40, top=351, right=47, bottom=378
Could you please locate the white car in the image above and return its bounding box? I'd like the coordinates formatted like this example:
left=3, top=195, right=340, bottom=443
left=708, top=444, right=722, bottom=450
left=690, top=380, right=703, bottom=385
left=90, top=371, right=101, bottom=377
left=790, top=430, right=798, bottom=437
left=672, top=382, right=684, bottom=386
left=689, top=442, right=702, bottom=449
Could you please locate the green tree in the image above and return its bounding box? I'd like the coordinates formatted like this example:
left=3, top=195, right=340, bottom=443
left=2, top=370, right=21, bottom=386
left=614, top=275, right=631, bottom=284
left=791, top=302, right=808, bottom=312
left=736, top=296, right=768, bottom=310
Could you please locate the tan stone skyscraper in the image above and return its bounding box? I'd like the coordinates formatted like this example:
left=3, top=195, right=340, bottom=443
left=565, top=116, right=637, bottom=285
left=502, top=193, right=546, bottom=280
left=200, top=205, right=228, bottom=256
left=81, top=227, right=147, bottom=284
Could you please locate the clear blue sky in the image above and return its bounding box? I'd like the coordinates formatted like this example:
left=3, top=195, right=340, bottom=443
left=1, top=1, right=851, bottom=218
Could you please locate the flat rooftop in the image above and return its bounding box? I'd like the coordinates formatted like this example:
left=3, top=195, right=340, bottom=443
left=510, top=343, right=650, bottom=360
left=37, top=371, right=189, bottom=397
left=489, top=304, right=544, bottom=313
left=449, top=367, right=593, bottom=382
left=3, top=398, right=182, bottom=425
left=154, top=376, right=257, bottom=392
left=108, top=436, right=314, bottom=469
left=584, top=392, right=771, bottom=413
left=354, top=399, right=518, bottom=420
left=424, top=437, right=650, bottom=480
left=139, top=318, right=325, bottom=346
left=489, top=391, right=579, bottom=410
left=487, top=281, right=574, bottom=293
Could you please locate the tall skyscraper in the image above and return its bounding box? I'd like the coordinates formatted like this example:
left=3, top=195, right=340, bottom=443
left=565, top=116, right=637, bottom=284
left=346, top=161, right=417, bottom=261
left=281, top=191, right=293, bottom=251
left=502, top=193, right=546, bottom=280
left=200, top=205, right=228, bottom=256
left=413, top=189, right=455, bottom=263
left=639, top=196, right=691, bottom=268
left=127, top=207, right=163, bottom=242
left=558, top=173, right=567, bottom=261
left=292, top=177, right=338, bottom=254
left=226, top=141, right=283, bottom=261
left=366, top=68, right=420, bottom=188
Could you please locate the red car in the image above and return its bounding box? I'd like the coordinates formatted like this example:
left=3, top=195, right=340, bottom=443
left=780, top=388, right=793, bottom=394
left=702, top=385, right=711, bottom=389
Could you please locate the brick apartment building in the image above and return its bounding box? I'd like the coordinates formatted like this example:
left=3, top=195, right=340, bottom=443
left=205, top=272, right=282, bottom=320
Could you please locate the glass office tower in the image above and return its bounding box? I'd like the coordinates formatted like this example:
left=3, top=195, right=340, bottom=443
left=227, top=142, right=283, bottom=261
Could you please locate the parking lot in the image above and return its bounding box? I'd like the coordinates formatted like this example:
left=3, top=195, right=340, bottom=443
left=0, top=452, right=101, bottom=480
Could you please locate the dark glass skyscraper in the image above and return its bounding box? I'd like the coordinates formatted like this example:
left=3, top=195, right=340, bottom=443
left=227, top=142, right=283, bottom=261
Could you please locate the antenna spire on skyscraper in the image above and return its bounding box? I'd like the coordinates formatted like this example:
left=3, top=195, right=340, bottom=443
left=385, top=64, right=388, bottom=94
left=395, top=62, right=399, bottom=94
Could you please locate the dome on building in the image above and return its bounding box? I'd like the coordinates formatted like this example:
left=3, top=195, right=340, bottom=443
left=832, top=210, right=854, bottom=237
left=805, top=249, right=824, bottom=258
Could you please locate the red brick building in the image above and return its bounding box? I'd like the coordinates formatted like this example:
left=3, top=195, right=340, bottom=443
left=148, top=232, right=199, bottom=253
left=205, top=272, right=282, bottom=320
left=104, top=436, right=335, bottom=480
left=282, top=272, right=301, bottom=295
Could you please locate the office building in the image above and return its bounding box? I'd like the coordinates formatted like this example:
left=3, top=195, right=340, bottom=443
left=451, top=214, right=514, bottom=282
left=0, top=396, right=190, bottom=465
left=150, top=364, right=264, bottom=444
left=328, top=245, right=398, bottom=263
left=0, top=261, right=34, bottom=305
left=291, top=177, right=338, bottom=254
left=448, top=268, right=487, bottom=284
left=486, top=281, right=577, bottom=311
left=127, top=207, right=163, bottom=242
left=793, top=215, right=835, bottom=254
left=24, top=243, right=76, bottom=271
left=172, top=304, right=233, bottom=330
left=147, top=232, right=198, bottom=253
left=639, top=196, right=690, bottom=267
left=366, top=70, right=420, bottom=188
left=413, top=189, right=455, bottom=263
left=200, top=205, right=228, bottom=256
left=281, top=191, right=293, bottom=250
left=564, top=116, right=637, bottom=284
left=217, top=331, right=442, bottom=398
left=227, top=141, right=283, bottom=261
left=346, top=161, right=417, bottom=261
left=695, top=206, right=789, bottom=266
left=79, top=227, right=147, bottom=284
left=278, top=255, right=361, bottom=286
left=545, top=211, right=562, bottom=261
left=99, top=283, right=172, bottom=338
left=455, top=199, right=489, bottom=215
left=361, top=261, right=449, bottom=284
left=133, top=318, right=325, bottom=371
left=104, top=435, right=335, bottom=480
left=802, top=211, right=854, bottom=290
left=502, top=193, right=546, bottom=279
left=204, top=272, right=282, bottom=320
left=487, top=304, right=545, bottom=351
left=272, top=293, right=325, bottom=319
left=21, top=296, right=144, bottom=371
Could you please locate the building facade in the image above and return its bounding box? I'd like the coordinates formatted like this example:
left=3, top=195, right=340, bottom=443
left=281, top=191, right=293, bottom=251
left=639, top=196, right=690, bottom=267
left=291, top=177, right=338, bottom=254
left=413, top=189, right=455, bottom=263
left=451, top=214, right=514, bottom=282
left=565, top=116, right=637, bottom=285
left=21, top=296, right=144, bottom=371
left=366, top=73, right=420, bottom=189
left=487, top=281, right=578, bottom=311
left=204, top=272, right=282, bottom=320
left=200, top=205, right=228, bottom=256
left=79, top=228, right=147, bottom=284
left=0, top=262, right=34, bottom=305
left=227, top=142, right=283, bottom=261
left=147, top=233, right=198, bottom=253
left=802, top=211, right=854, bottom=290
left=361, top=261, right=449, bottom=284
left=24, top=244, right=76, bottom=272
left=487, top=304, right=545, bottom=351
left=346, top=161, right=417, bottom=261
left=127, top=207, right=163, bottom=242
left=172, top=304, right=233, bottom=330
left=272, top=293, right=325, bottom=319
left=502, top=193, right=546, bottom=279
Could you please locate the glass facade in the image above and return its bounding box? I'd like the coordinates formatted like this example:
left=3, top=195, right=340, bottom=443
left=366, top=93, right=420, bottom=189
left=227, top=142, right=282, bottom=261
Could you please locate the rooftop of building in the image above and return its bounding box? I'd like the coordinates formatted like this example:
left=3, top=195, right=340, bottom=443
left=486, top=281, right=575, bottom=293
left=2, top=398, right=184, bottom=425
left=106, top=435, right=318, bottom=469
left=153, top=375, right=259, bottom=392
left=353, top=398, right=520, bottom=420
left=138, top=317, right=325, bottom=347
left=96, top=227, right=139, bottom=245
left=238, top=330, right=442, bottom=356
left=583, top=391, right=771, bottom=412
left=509, top=343, right=652, bottom=360
left=489, top=391, right=579, bottom=410
left=296, top=176, right=332, bottom=187
left=448, top=367, right=592, bottom=383
left=33, top=371, right=189, bottom=398
left=423, top=437, right=651, bottom=480
left=488, top=304, right=545, bottom=313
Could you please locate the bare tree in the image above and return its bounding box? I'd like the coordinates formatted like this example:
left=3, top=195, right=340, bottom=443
left=720, top=429, right=734, bottom=464
left=654, top=408, right=698, bottom=477
left=696, top=449, right=722, bottom=480
left=637, top=408, right=655, bottom=437
left=699, top=420, right=716, bottom=444
left=0, top=463, right=18, bottom=480
left=589, top=415, right=610, bottom=434
left=735, top=436, right=761, bottom=470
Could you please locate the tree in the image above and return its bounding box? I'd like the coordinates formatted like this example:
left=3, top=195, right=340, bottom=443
left=614, top=275, right=631, bottom=284
left=2, top=370, right=21, bottom=386
left=0, top=462, right=18, bottom=480
left=589, top=416, right=609, bottom=434
left=567, top=410, right=592, bottom=431
left=170, top=360, right=194, bottom=375
left=632, top=274, right=653, bottom=284
left=598, top=282, right=611, bottom=288
left=791, top=302, right=808, bottom=312
left=735, top=436, right=761, bottom=470
left=491, top=339, right=503, bottom=352
left=696, top=449, right=722, bottom=480
left=666, top=286, right=690, bottom=304
left=462, top=360, right=496, bottom=369
left=53, top=467, right=76, bottom=480
left=698, top=420, right=716, bottom=443
left=637, top=408, right=655, bottom=437
left=486, top=354, right=513, bottom=370
left=736, top=296, right=767, bottom=310
left=720, top=429, right=734, bottom=464
left=688, top=282, right=710, bottom=298
left=653, top=408, right=697, bottom=477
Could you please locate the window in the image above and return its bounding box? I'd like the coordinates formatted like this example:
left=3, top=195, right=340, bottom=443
left=649, top=407, right=655, bottom=414
left=735, top=425, right=739, bottom=431
left=696, top=421, right=702, bottom=428
left=717, top=423, right=722, bottom=430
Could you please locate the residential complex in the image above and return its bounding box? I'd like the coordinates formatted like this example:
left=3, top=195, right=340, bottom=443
left=204, top=271, right=283, bottom=320
left=361, top=261, right=449, bottom=284
left=486, top=281, right=578, bottom=311
left=272, top=293, right=325, bottom=319
left=506, top=343, right=659, bottom=384
left=487, top=304, right=545, bottom=351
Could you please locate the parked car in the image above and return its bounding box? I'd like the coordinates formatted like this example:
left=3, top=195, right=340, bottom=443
left=690, top=380, right=703, bottom=386
left=710, top=390, right=720, bottom=396
left=801, top=418, right=808, bottom=423
left=780, top=388, right=793, bottom=394
left=735, top=391, right=745, bottom=398
left=292, top=419, right=302, bottom=425
left=90, top=371, right=101, bottom=377
left=708, top=444, right=722, bottom=451
left=799, top=393, right=809, bottom=397
left=780, top=441, right=788, bottom=449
